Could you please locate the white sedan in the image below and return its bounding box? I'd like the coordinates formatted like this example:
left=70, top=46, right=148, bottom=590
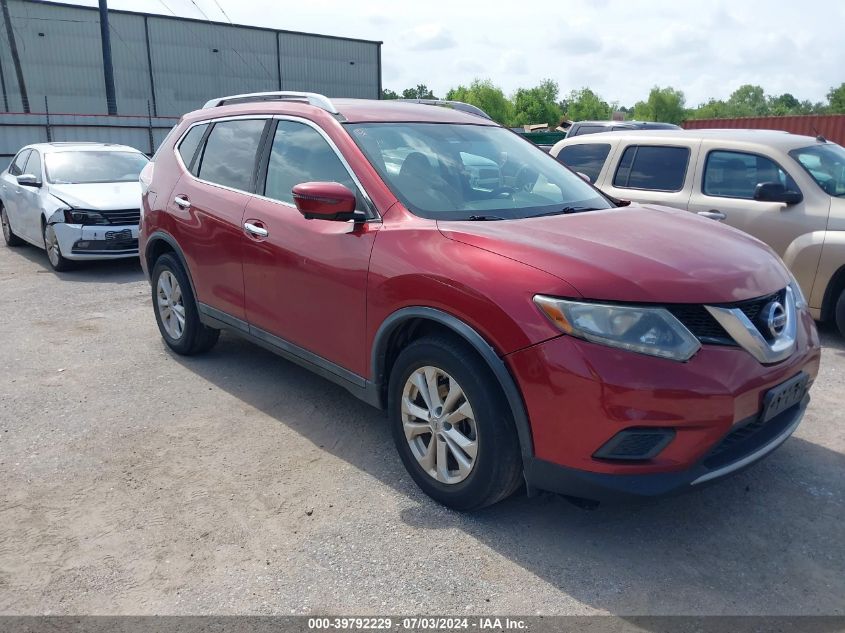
left=0, top=142, right=149, bottom=271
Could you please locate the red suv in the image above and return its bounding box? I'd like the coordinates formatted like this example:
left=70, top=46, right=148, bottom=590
left=139, top=92, right=821, bottom=510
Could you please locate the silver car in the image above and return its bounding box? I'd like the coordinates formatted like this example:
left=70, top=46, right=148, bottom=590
left=0, top=142, right=149, bottom=271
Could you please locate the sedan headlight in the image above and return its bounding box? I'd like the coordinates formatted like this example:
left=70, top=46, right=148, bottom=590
left=63, top=209, right=108, bottom=225
left=534, top=295, right=701, bottom=361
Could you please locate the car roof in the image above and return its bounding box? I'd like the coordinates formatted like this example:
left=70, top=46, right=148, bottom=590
left=573, top=120, right=678, bottom=128
left=24, top=142, right=144, bottom=154
left=560, top=128, right=828, bottom=149
left=185, top=98, right=498, bottom=126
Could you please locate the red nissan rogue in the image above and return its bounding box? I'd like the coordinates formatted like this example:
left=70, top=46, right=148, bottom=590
left=139, top=92, right=821, bottom=510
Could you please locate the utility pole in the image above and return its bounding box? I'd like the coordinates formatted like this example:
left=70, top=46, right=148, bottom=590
left=98, top=0, right=117, bottom=115
left=1, top=0, right=29, bottom=113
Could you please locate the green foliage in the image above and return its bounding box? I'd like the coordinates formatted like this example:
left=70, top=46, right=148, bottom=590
left=401, top=84, right=437, bottom=99
left=725, top=84, right=769, bottom=117
left=381, top=89, right=399, bottom=100
left=563, top=88, right=613, bottom=122
left=632, top=86, right=687, bottom=125
left=511, top=79, right=563, bottom=128
left=828, top=83, right=845, bottom=114
left=446, top=79, right=513, bottom=125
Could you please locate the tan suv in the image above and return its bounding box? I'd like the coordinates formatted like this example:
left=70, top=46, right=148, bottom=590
left=551, top=129, right=845, bottom=335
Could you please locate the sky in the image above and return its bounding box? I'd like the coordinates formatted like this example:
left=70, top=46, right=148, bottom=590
left=63, top=0, right=843, bottom=108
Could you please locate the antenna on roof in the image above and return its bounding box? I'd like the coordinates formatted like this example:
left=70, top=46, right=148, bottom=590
left=810, top=124, right=827, bottom=143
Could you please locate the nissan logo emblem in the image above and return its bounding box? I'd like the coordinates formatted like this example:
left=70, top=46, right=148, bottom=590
left=763, top=301, right=787, bottom=338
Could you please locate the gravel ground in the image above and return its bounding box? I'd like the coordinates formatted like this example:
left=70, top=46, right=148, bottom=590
left=0, top=242, right=843, bottom=616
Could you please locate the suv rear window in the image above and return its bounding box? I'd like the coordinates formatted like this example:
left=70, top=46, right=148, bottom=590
left=197, top=119, right=266, bottom=191
left=177, top=124, right=208, bottom=174
left=557, top=143, right=611, bottom=183
left=613, top=145, right=689, bottom=192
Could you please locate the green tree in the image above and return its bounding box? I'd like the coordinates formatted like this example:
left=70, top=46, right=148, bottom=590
left=827, top=83, right=845, bottom=113
left=510, top=79, right=563, bottom=127
left=768, top=92, right=800, bottom=115
left=632, top=86, right=687, bottom=124
left=446, top=79, right=512, bottom=125
left=401, top=84, right=436, bottom=99
left=725, top=84, right=769, bottom=117
left=564, top=88, right=612, bottom=121
left=381, top=88, right=399, bottom=100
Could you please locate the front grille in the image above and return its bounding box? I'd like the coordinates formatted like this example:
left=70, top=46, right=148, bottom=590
left=100, top=208, right=140, bottom=225
left=664, top=288, right=787, bottom=347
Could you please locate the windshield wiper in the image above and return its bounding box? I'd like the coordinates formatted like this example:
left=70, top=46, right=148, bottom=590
left=530, top=206, right=602, bottom=218
left=467, top=214, right=506, bottom=221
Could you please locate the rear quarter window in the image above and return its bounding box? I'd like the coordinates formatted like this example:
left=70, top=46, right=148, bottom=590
left=557, top=143, right=611, bottom=183
left=613, top=145, right=690, bottom=192
left=177, top=123, right=208, bottom=174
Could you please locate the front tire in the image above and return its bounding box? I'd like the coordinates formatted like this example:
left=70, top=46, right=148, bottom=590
left=151, top=253, right=219, bottom=355
left=42, top=222, right=72, bottom=271
left=388, top=336, right=523, bottom=510
left=1, top=206, right=24, bottom=246
left=835, top=287, right=845, bottom=338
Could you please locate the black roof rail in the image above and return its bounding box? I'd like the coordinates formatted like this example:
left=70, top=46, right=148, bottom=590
left=397, top=99, right=492, bottom=120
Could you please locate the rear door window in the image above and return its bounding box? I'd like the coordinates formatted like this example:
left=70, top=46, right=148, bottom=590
left=703, top=150, right=798, bottom=199
left=196, top=119, right=266, bottom=191
left=613, top=145, right=690, bottom=191
left=177, top=123, right=208, bottom=175
left=571, top=125, right=606, bottom=137
left=9, top=150, right=30, bottom=176
left=557, top=143, right=611, bottom=183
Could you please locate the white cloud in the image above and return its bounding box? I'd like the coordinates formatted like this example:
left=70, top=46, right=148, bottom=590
left=403, top=24, right=457, bottom=51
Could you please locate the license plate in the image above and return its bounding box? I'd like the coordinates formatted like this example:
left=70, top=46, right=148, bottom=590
left=761, top=372, right=808, bottom=423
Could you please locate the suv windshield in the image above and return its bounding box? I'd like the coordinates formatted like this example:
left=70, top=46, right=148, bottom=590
left=788, top=144, right=845, bottom=197
left=45, top=151, right=149, bottom=185
left=347, top=123, right=612, bottom=220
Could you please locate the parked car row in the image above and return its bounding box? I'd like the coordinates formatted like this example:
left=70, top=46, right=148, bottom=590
left=551, top=129, right=845, bottom=336
left=0, top=95, right=830, bottom=511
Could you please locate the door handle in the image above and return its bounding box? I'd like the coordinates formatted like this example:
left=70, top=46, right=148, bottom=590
left=697, top=210, right=726, bottom=221
left=173, top=195, right=191, bottom=209
left=243, top=221, right=269, bottom=238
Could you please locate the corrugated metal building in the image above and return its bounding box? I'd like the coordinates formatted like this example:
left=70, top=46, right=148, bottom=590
left=0, top=0, right=382, bottom=161
left=683, top=114, right=845, bottom=146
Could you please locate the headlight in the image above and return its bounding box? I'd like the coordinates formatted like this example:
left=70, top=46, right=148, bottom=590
left=788, top=274, right=807, bottom=310
left=534, top=295, right=701, bottom=361
left=62, top=209, right=108, bottom=225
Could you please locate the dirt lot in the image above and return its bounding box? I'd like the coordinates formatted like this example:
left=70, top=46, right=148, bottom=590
left=0, top=242, right=843, bottom=616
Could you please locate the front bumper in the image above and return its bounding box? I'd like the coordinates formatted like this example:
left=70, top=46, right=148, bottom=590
left=507, top=308, right=821, bottom=501
left=52, top=223, right=139, bottom=260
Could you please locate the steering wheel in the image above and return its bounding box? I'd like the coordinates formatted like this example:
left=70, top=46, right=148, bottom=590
left=514, top=165, right=538, bottom=192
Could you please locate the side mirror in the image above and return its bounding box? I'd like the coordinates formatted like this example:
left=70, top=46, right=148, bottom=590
left=576, top=171, right=591, bottom=183
left=753, top=182, right=802, bottom=205
left=291, top=182, right=362, bottom=221
left=17, top=173, right=41, bottom=187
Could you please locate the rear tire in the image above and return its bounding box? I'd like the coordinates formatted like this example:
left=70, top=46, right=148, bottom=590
left=42, top=222, right=72, bottom=272
left=835, top=288, right=845, bottom=338
left=388, top=335, right=523, bottom=511
left=1, top=206, right=24, bottom=246
left=151, top=253, right=219, bottom=355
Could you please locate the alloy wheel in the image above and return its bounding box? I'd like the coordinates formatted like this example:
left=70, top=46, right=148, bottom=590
left=156, top=270, right=186, bottom=340
left=44, top=225, right=61, bottom=267
left=401, top=366, right=478, bottom=484
left=1, top=210, right=10, bottom=242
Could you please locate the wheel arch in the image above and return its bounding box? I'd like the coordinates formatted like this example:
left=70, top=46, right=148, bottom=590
left=144, top=230, right=198, bottom=299
left=820, top=261, right=845, bottom=322
left=371, top=306, right=535, bottom=461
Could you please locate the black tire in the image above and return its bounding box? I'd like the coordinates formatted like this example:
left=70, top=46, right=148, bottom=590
left=388, top=335, right=523, bottom=511
left=835, top=287, right=845, bottom=338
left=42, top=221, right=73, bottom=272
left=1, top=206, right=24, bottom=246
left=151, top=253, right=219, bottom=355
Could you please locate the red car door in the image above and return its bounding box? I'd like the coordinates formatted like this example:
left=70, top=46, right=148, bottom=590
left=171, top=118, right=269, bottom=321
left=240, top=118, right=380, bottom=377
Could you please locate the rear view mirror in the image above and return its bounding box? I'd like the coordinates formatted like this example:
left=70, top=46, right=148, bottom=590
left=16, top=174, right=41, bottom=187
left=291, top=182, right=362, bottom=221
left=754, top=182, right=802, bottom=205
left=576, top=171, right=591, bottom=183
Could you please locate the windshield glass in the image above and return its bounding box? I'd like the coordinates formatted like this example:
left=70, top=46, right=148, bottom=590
left=347, top=123, right=612, bottom=220
left=788, top=144, right=845, bottom=197
left=45, top=151, right=149, bottom=185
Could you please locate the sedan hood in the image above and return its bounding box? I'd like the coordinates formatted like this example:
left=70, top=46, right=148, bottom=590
left=438, top=205, right=790, bottom=304
left=48, top=181, right=141, bottom=210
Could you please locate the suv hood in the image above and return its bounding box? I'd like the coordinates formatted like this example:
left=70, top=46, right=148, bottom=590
left=48, top=181, right=141, bottom=210
left=438, top=205, right=790, bottom=304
